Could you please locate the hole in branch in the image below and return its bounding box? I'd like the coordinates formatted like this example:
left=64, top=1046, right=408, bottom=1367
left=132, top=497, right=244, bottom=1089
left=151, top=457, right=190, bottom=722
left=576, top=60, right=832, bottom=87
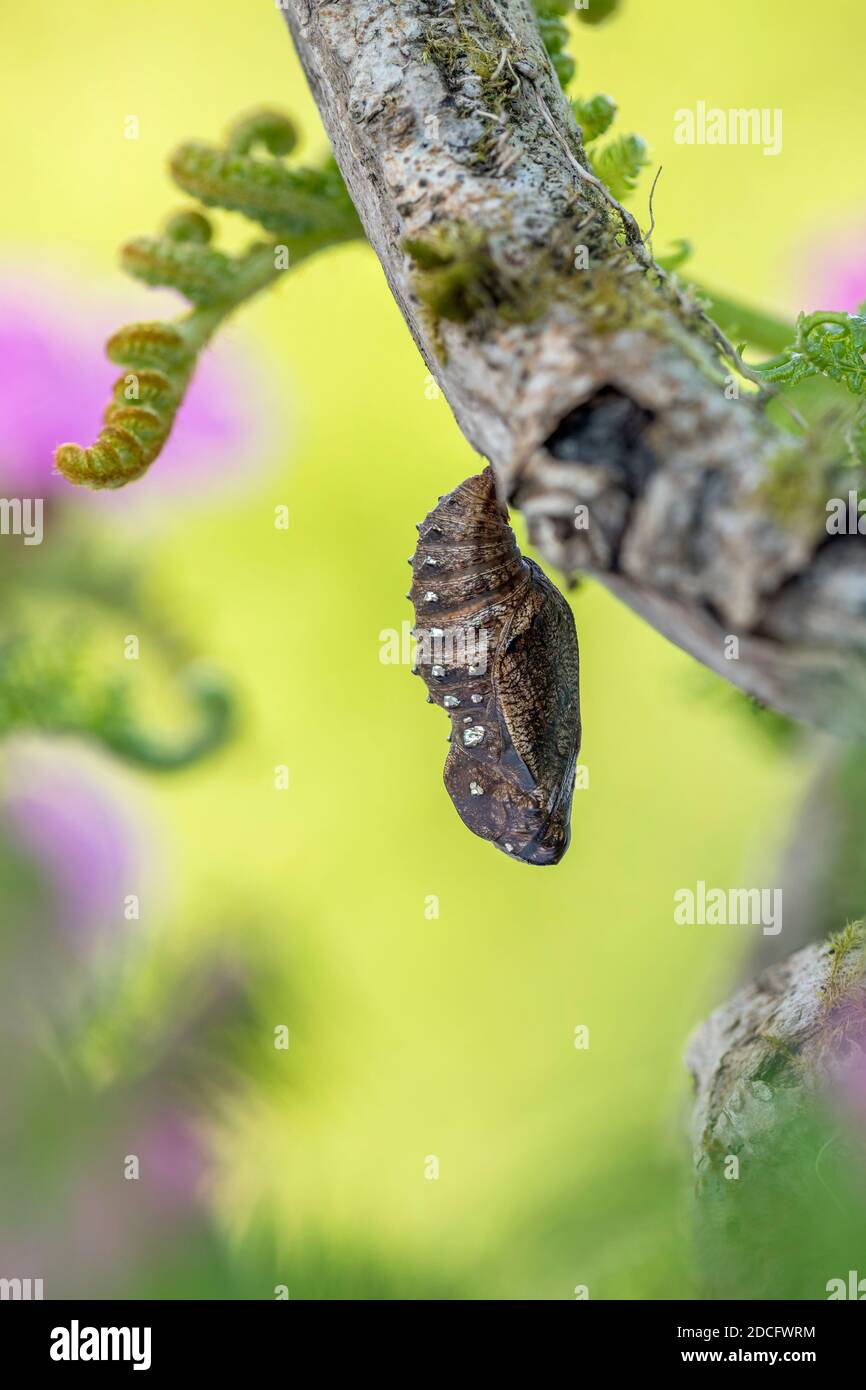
left=543, top=386, right=656, bottom=495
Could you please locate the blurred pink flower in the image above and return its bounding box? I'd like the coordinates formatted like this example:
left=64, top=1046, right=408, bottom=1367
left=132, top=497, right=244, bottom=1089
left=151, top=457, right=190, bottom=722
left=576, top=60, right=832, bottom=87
left=822, top=991, right=866, bottom=1137
left=126, top=1106, right=211, bottom=1209
left=798, top=224, right=866, bottom=313
left=0, top=1102, right=212, bottom=1295
left=0, top=742, right=160, bottom=949
left=63, top=1105, right=211, bottom=1269
left=0, top=261, right=282, bottom=505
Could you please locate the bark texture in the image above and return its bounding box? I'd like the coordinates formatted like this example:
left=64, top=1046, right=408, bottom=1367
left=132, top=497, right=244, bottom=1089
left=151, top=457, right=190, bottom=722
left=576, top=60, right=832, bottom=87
left=280, top=0, right=866, bottom=737
left=687, top=924, right=865, bottom=1180
left=686, top=930, right=866, bottom=1298
left=687, top=941, right=833, bottom=1173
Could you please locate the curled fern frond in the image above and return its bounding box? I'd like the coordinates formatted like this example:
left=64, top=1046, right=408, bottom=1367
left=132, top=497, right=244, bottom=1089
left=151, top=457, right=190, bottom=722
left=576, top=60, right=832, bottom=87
left=656, top=238, right=693, bottom=274
left=106, top=321, right=193, bottom=373
left=225, top=109, right=299, bottom=157
left=750, top=309, right=866, bottom=467
left=532, top=1, right=576, bottom=88
left=120, top=234, right=271, bottom=306
left=169, top=143, right=360, bottom=243
left=98, top=666, right=234, bottom=770
left=55, top=317, right=199, bottom=488
left=55, top=109, right=364, bottom=490
left=120, top=237, right=236, bottom=305
left=753, top=311, right=866, bottom=396
left=569, top=88, right=649, bottom=203
left=163, top=209, right=213, bottom=244
left=571, top=93, right=617, bottom=144
left=588, top=132, right=649, bottom=200
left=575, top=0, right=621, bottom=24
left=0, top=627, right=234, bottom=771
left=0, top=531, right=236, bottom=771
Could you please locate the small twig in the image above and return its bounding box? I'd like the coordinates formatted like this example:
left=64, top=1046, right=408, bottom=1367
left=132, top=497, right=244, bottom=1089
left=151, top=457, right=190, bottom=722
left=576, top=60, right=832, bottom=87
left=484, top=0, right=525, bottom=52
left=533, top=89, right=642, bottom=242
left=645, top=165, right=662, bottom=248
left=491, top=47, right=508, bottom=81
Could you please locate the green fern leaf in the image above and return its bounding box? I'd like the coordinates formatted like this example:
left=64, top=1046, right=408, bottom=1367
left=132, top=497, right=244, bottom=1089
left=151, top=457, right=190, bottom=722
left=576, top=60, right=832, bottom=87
left=575, top=0, right=620, bottom=24
left=168, top=143, right=360, bottom=244
left=0, top=626, right=233, bottom=770
left=571, top=94, right=617, bottom=143
left=589, top=133, right=649, bottom=200
left=55, top=110, right=364, bottom=490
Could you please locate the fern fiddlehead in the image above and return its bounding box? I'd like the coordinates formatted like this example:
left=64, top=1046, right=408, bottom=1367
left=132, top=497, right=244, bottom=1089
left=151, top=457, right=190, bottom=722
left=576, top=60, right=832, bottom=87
left=531, top=0, right=644, bottom=198
left=55, top=110, right=363, bottom=490
left=752, top=310, right=866, bottom=393
left=0, top=627, right=234, bottom=771
left=587, top=132, right=648, bottom=201
left=570, top=92, right=616, bottom=143
left=748, top=308, right=866, bottom=464
left=569, top=90, right=649, bottom=201
left=531, top=0, right=621, bottom=85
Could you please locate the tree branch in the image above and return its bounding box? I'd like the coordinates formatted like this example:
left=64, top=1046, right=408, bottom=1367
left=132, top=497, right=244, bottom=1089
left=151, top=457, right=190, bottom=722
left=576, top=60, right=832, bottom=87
left=685, top=925, right=866, bottom=1298
left=280, top=0, right=866, bottom=737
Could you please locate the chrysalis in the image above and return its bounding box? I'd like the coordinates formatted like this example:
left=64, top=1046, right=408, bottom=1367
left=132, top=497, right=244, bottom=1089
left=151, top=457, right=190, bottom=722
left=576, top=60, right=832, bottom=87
left=410, top=467, right=581, bottom=865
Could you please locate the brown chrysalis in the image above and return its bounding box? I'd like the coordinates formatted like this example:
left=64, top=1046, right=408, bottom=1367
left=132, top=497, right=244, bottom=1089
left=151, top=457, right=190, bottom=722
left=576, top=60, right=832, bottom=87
left=410, top=467, right=581, bottom=865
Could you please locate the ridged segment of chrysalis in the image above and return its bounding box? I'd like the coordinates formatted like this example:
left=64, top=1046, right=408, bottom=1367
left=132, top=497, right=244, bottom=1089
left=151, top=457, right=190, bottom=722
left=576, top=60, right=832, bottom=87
left=410, top=468, right=581, bottom=865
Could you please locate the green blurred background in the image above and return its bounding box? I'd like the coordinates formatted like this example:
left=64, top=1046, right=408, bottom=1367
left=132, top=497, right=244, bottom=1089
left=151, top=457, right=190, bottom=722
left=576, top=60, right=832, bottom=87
left=1, top=0, right=864, bottom=1299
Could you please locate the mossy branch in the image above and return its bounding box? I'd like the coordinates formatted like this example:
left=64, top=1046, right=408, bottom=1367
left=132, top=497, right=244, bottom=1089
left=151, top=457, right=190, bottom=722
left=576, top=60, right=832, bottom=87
left=50, top=3, right=866, bottom=740
left=279, top=0, right=866, bottom=738
left=687, top=924, right=866, bottom=1297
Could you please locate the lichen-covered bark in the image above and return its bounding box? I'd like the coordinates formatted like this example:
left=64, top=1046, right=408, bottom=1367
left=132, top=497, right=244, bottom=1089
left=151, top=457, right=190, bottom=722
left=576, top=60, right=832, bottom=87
left=280, top=0, right=866, bottom=737
left=687, top=942, right=835, bottom=1173
left=685, top=926, right=866, bottom=1298
left=687, top=921, right=865, bottom=1188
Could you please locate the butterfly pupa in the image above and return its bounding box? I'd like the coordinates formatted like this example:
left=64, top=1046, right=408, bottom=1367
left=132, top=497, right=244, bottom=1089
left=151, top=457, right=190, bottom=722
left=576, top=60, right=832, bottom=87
left=410, top=467, right=581, bottom=865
